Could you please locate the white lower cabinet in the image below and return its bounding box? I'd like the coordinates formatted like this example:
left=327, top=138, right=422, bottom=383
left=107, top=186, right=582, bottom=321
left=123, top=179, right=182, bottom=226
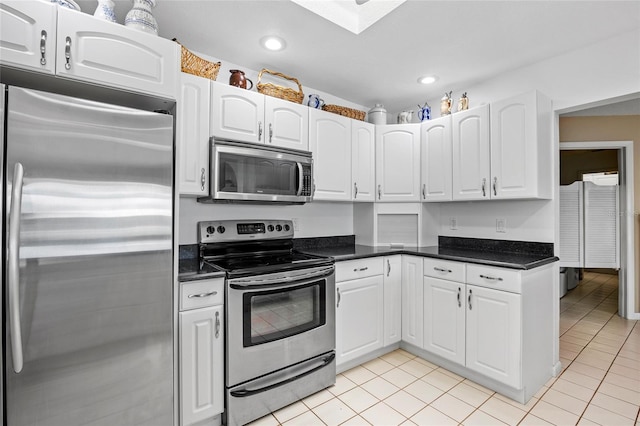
left=401, top=255, right=424, bottom=347
left=179, top=279, right=224, bottom=426
left=383, top=255, right=402, bottom=346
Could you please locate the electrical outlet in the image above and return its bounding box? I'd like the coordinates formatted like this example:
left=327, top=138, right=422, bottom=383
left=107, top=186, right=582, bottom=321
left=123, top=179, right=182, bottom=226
left=496, top=218, right=506, bottom=233
left=449, top=217, right=457, bottom=230
left=292, top=218, right=300, bottom=232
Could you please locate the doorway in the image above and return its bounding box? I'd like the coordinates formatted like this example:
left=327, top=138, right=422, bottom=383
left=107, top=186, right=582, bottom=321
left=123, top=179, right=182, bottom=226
left=559, top=141, right=635, bottom=319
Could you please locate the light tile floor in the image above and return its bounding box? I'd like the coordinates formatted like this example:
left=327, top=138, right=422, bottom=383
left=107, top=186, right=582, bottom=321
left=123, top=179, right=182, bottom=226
left=249, top=272, right=639, bottom=426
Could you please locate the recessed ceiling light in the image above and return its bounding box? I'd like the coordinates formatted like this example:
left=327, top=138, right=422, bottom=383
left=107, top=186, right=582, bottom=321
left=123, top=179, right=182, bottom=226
left=261, top=36, right=286, bottom=51
left=418, top=75, right=438, bottom=85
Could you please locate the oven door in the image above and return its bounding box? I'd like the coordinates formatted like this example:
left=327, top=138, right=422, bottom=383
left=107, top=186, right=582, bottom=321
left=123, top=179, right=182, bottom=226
left=226, top=265, right=335, bottom=387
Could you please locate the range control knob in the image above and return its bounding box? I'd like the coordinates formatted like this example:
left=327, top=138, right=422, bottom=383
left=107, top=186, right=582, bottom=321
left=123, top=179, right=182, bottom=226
left=217, top=226, right=226, bottom=234
left=206, top=226, right=216, bottom=234
left=267, top=224, right=275, bottom=232
left=284, top=224, right=291, bottom=232
left=275, top=224, right=282, bottom=232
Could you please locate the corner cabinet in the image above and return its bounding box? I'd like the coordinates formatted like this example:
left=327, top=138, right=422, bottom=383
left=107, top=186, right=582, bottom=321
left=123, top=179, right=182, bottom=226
left=421, top=116, right=452, bottom=201
left=210, top=82, right=309, bottom=150
left=401, top=255, right=424, bottom=347
left=335, top=258, right=384, bottom=368
left=309, top=108, right=352, bottom=201
left=177, top=73, right=210, bottom=196
left=351, top=120, right=376, bottom=202
left=179, top=279, right=225, bottom=426
left=383, top=255, right=402, bottom=346
left=375, top=124, right=421, bottom=202
left=0, top=1, right=179, bottom=99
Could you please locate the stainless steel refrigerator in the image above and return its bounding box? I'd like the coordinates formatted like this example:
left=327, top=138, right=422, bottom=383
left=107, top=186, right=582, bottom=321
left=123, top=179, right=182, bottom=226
left=1, top=85, right=174, bottom=425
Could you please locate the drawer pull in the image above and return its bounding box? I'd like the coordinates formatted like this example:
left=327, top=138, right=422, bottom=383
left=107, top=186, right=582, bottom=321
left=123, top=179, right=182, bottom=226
left=457, top=287, right=461, bottom=307
left=354, top=267, right=369, bottom=272
left=468, top=289, right=473, bottom=310
left=434, top=267, right=452, bottom=273
left=187, top=290, right=218, bottom=298
left=336, top=288, right=341, bottom=308
left=479, top=274, right=503, bottom=282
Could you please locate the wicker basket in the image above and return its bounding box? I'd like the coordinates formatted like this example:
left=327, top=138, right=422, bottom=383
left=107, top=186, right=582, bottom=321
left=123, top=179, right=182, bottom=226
left=322, top=104, right=366, bottom=121
left=173, top=39, right=220, bottom=81
left=257, top=69, right=304, bottom=104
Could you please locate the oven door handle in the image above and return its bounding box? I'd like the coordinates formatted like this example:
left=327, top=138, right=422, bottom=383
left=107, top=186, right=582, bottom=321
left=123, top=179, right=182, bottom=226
left=229, top=266, right=334, bottom=289
left=230, top=352, right=335, bottom=398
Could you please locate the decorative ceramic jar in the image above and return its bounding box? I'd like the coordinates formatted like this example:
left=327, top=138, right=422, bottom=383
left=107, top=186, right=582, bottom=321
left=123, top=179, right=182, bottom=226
left=367, top=103, right=387, bottom=125
left=125, top=0, right=158, bottom=35
left=458, top=92, right=469, bottom=111
left=93, top=0, right=116, bottom=22
left=440, top=91, right=452, bottom=116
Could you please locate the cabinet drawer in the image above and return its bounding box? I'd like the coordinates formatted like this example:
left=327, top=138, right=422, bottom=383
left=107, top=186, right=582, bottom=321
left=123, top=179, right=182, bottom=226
left=466, top=265, right=521, bottom=294
left=180, top=278, right=225, bottom=311
left=423, top=258, right=465, bottom=283
left=336, top=257, right=383, bottom=282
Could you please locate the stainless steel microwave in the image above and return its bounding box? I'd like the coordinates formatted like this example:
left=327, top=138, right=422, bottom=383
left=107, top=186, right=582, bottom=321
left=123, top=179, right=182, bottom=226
left=198, top=139, right=313, bottom=204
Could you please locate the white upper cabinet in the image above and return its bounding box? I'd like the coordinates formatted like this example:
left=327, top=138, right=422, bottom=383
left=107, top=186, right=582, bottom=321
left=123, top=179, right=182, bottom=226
left=375, top=124, right=421, bottom=202
left=0, top=0, right=56, bottom=74
left=264, top=96, right=309, bottom=150
left=452, top=105, right=491, bottom=201
left=309, top=108, right=352, bottom=201
left=210, top=82, right=309, bottom=150
left=210, top=83, right=265, bottom=143
left=421, top=116, right=452, bottom=202
left=0, top=2, right=179, bottom=99
left=351, top=120, right=376, bottom=202
left=490, top=91, right=552, bottom=199
left=177, top=73, right=210, bottom=196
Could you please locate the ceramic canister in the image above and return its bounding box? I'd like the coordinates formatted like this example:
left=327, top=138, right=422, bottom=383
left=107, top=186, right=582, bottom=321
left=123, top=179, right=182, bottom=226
left=368, top=104, right=387, bottom=125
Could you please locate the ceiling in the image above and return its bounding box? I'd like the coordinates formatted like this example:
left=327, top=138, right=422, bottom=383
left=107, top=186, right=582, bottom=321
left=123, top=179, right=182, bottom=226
left=75, top=0, right=640, bottom=114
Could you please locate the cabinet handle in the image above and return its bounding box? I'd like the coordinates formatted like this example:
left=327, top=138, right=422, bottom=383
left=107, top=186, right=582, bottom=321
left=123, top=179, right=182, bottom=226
left=40, top=30, right=47, bottom=65
left=378, top=184, right=381, bottom=200
left=258, top=121, right=263, bottom=141
left=481, top=178, right=486, bottom=197
left=269, top=123, right=273, bottom=143
left=479, top=274, right=503, bottom=282
left=354, top=267, right=368, bottom=272
left=422, top=184, right=426, bottom=199
left=457, top=287, right=461, bottom=308
left=354, top=182, right=358, bottom=198
left=468, top=289, right=473, bottom=310
left=434, top=267, right=452, bottom=274
left=493, top=177, right=497, bottom=196
left=336, top=288, right=341, bottom=308
left=387, top=259, right=391, bottom=277
left=187, top=290, right=218, bottom=298
left=215, top=311, right=220, bottom=338
left=64, top=36, right=71, bottom=70
left=200, top=168, right=206, bottom=191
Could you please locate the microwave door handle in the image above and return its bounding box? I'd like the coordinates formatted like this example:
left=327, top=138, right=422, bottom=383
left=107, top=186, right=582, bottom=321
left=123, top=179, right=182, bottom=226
left=296, top=162, right=303, bottom=196
left=8, top=163, right=25, bottom=373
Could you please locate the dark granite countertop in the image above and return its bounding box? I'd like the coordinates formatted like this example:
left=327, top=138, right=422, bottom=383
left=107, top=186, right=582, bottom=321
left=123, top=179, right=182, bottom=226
left=178, top=257, right=226, bottom=282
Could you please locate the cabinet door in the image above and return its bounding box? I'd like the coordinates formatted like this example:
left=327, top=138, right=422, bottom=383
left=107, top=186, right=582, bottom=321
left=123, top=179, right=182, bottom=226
left=466, top=285, right=521, bottom=388
left=421, top=116, right=452, bottom=201
left=0, top=0, right=56, bottom=74
left=452, top=105, right=490, bottom=200
left=309, top=108, right=351, bottom=201
left=490, top=91, right=546, bottom=199
left=424, top=277, right=465, bottom=365
left=352, top=120, right=376, bottom=202
left=383, top=255, right=402, bottom=346
left=336, top=276, right=384, bottom=366
left=401, top=256, right=424, bottom=348
left=177, top=73, right=210, bottom=196
left=210, top=82, right=265, bottom=143
left=375, top=124, right=421, bottom=202
left=180, top=306, right=224, bottom=426
left=56, top=7, right=179, bottom=99
left=265, top=96, right=309, bottom=150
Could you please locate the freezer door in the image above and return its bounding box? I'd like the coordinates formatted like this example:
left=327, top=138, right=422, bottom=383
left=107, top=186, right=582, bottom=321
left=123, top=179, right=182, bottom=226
left=4, top=87, right=174, bottom=426
left=1, top=83, right=5, bottom=426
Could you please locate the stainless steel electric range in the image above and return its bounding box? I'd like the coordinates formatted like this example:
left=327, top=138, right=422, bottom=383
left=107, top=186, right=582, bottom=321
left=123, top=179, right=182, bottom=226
left=197, top=220, right=336, bottom=426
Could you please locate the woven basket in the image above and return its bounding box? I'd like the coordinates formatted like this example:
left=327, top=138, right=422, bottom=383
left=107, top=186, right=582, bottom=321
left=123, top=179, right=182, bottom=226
left=257, top=69, right=304, bottom=104
left=322, top=104, right=366, bottom=121
left=173, top=39, right=220, bottom=81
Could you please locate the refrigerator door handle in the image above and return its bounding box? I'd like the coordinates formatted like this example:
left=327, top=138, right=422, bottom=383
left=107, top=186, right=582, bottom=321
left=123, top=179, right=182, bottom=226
left=8, top=162, right=25, bottom=373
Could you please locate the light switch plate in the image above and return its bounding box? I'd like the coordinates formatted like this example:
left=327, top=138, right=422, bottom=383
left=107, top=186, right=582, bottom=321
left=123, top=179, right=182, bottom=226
left=496, top=218, right=506, bottom=233
left=449, top=217, right=457, bottom=230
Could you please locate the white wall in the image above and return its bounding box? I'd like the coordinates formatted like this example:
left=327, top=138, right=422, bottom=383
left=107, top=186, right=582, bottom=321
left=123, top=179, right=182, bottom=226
left=178, top=198, right=353, bottom=244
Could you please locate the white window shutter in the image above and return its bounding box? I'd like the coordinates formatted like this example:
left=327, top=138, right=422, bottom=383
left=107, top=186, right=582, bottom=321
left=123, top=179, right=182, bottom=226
left=559, top=182, right=583, bottom=267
